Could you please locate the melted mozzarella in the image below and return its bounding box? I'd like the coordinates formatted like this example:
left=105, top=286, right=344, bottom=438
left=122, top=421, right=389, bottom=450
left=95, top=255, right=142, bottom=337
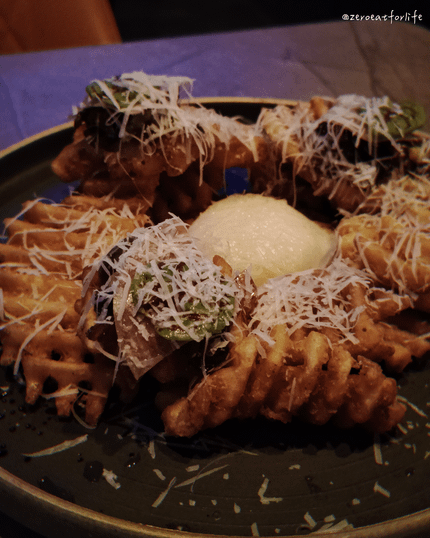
left=189, top=194, right=337, bottom=286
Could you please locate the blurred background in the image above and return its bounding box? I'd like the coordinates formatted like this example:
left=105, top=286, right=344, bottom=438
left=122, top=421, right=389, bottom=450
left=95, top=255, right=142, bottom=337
left=1, top=0, right=428, bottom=54
left=108, top=0, right=344, bottom=42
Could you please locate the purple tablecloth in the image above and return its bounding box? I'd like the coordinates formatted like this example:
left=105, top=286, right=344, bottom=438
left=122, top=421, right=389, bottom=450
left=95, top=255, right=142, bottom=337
left=1, top=20, right=429, bottom=152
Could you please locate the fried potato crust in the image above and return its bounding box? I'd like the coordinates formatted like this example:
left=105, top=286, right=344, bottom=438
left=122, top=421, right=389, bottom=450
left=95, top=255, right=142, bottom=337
left=160, top=325, right=407, bottom=437
left=0, top=194, right=149, bottom=425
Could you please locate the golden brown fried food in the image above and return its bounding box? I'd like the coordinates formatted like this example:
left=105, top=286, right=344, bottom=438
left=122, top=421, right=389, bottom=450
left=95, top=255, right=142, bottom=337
left=161, top=325, right=259, bottom=437
left=257, top=99, right=370, bottom=213
left=409, top=137, right=430, bottom=173
left=1, top=323, right=115, bottom=426
left=257, top=96, right=426, bottom=214
left=51, top=127, right=107, bottom=184
left=331, top=355, right=406, bottom=432
left=160, top=324, right=406, bottom=437
left=150, top=162, right=215, bottom=223
left=0, top=194, right=149, bottom=424
left=0, top=267, right=81, bottom=329
left=53, top=115, right=269, bottom=219
left=159, top=257, right=428, bottom=437
left=341, top=283, right=430, bottom=372
left=263, top=332, right=405, bottom=432
left=52, top=86, right=270, bottom=216
left=3, top=83, right=429, bottom=439
left=1, top=196, right=150, bottom=278
left=151, top=128, right=272, bottom=224
left=338, top=174, right=430, bottom=304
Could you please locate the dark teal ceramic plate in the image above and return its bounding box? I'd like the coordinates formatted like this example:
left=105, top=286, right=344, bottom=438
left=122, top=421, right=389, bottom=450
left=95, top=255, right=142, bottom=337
left=1, top=99, right=430, bottom=538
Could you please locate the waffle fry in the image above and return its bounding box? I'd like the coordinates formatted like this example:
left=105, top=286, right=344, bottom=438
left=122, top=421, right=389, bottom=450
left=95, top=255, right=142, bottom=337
left=338, top=174, right=430, bottom=301
left=151, top=162, right=215, bottom=223
left=1, top=323, right=114, bottom=425
left=160, top=325, right=406, bottom=437
left=257, top=96, right=426, bottom=213
left=54, top=120, right=269, bottom=223
left=1, top=196, right=150, bottom=278
left=341, top=282, right=430, bottom=372
left=159, top=256, right=429, bottom=436
left=2, top=82, right=429, bottom=439
left=0, top=194, right=150, bottom=424
left=161, top=325, right=259, bottom=437
left=151, top=125, right=271, bottom=224
left=52, top=76, right=270, bottom=217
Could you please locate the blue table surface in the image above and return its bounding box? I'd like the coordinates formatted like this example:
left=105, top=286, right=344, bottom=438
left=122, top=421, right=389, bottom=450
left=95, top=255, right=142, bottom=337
left=1, top=20, right=429, bottom=153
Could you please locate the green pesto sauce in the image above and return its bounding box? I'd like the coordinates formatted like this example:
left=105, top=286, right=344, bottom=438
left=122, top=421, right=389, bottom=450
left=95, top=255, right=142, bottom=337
left=86, top=80, right=142, bottom=110
left=129, top=262, right=235, bottom=342
left=361, top=99, right=426, bottom=140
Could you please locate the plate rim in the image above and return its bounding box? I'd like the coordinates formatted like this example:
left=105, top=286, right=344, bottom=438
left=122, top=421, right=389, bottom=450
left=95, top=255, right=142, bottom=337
left=0, top=121, right=74, bottom=160
left=1, top=96, right=427, bottom=158
left=2, top=463, right=430, bottom=538
left=1, top=96, right=430, bottom=538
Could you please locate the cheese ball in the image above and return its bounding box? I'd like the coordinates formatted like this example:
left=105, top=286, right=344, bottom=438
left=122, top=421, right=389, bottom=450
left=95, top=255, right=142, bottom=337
left=189, top=193, right=336, bottom=286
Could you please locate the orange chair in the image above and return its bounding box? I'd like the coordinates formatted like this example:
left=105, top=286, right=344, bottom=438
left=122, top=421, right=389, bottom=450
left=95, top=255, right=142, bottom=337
left=0, top=0, right=121, bottom=54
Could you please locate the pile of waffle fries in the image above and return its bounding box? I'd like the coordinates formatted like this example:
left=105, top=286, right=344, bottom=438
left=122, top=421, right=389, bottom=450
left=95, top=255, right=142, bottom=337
left=1, top=73, right=430, bottom=436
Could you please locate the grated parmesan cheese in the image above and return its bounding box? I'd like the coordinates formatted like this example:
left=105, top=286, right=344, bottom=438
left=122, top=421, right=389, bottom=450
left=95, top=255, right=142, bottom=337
left=102, top=468, right=121, bottom=489
left=397, top=395, right=428, bottom=418
left=304, top=511, right=317, bottom=528
left=373, top=481, right=391, bottom=497
left=152, top=476, right=177, bottom=508
left=174, top=464, right=229, bottom=489
left=258, top=95, right=424, bottom=208
left=75, top=72, right=261, bottom=179
left=249, top=256, right=371, bottom=344
left=373, top=434, right=383, bottom=465
left=147, top=439, right=156, bottom=459
left=251, top=522, right=260, bottom=536
left=91, top=216, right=244, bottom=377
left=186, top=464, right=200, bottom=472
left=153, top=469, right=166, bottom=481
left=257, top=476, right=283, bottom=505
left=22, top=434, right=88, bottom=457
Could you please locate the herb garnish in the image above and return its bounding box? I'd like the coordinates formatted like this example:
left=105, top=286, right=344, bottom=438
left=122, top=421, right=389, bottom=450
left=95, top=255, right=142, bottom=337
left=130, top=261, right=235, bottom=342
